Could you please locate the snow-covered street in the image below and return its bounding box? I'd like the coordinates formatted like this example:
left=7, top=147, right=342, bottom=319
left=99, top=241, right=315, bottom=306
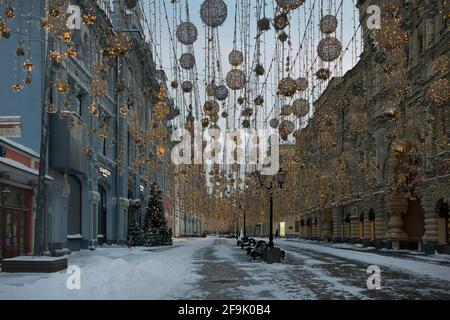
left=1, top=237, right=450, bottom=300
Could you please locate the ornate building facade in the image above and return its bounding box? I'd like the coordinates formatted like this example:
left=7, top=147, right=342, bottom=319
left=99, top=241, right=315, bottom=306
left=0, top=0, right=175, bottom=255
left=293, top=0, right=449, bottom=254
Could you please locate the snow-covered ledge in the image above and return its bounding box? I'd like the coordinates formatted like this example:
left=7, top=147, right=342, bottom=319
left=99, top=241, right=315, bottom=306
left=2, top=256, right=68, bottom=273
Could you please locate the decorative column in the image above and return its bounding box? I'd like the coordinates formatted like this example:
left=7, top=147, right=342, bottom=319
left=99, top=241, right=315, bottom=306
left=332, top=207, right=342, bottom=242
left=321, top=210, right=333, bottom=241
left=386, top=193, right=408, bottom=249
left=375, top=195, right=387, bottom=241
left=421, top=190, right=438, bottom=243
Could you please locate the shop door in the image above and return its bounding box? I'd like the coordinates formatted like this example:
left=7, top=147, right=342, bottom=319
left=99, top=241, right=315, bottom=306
left=3, top=211, right=25, bottom=258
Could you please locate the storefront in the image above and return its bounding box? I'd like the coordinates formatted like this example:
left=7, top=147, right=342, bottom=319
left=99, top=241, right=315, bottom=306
left=0, top=137, right=46, bottom=261
left=0, top=185, right=32, bottom=260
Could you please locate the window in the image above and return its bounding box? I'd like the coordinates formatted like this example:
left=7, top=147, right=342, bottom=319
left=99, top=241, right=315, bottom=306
left=75, top=95, right=82, bottom=116
left=1, top=186, right=27, bottom=208
left=295, top=221, right=300, bottom=233
left=102, top=136, right=107, bottom=156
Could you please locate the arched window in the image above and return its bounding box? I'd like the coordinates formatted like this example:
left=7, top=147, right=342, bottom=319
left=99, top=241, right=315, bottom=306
left=68, top=176, right=82, bottom=235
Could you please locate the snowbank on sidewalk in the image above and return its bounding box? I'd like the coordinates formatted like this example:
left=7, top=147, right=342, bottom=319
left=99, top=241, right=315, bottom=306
left=280, top=240, right=450, bottom=282
left=0, top=238, right=211, bottom=300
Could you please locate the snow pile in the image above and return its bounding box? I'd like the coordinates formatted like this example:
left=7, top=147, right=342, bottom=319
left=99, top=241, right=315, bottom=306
left=280, top=240, right=450, bottom=282
left=0, top=239, right=211, bottom=300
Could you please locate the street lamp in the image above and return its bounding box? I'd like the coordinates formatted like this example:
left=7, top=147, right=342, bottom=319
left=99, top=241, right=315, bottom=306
left=257, top=168, right=286, bottom=248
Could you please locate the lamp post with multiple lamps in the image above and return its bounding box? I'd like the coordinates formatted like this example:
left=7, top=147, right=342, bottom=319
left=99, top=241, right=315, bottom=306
left=257, top=168, right=286, bottom=249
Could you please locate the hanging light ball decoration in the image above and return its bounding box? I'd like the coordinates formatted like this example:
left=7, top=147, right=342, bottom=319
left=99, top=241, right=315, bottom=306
left=427, top=79, right=450, bottom=105
left=222, top=111, right=229, bottom=118
left=55, top=79, right=69, bottom=93
left=226, top=69, right=246, bottom=90
left=317, top=36, right=342, bottom=62
left=257, top=17, right=271, bottom=32
left=176, top=22, right=198, bottom=45
left=254, top=95, right=264, bottom=106
left=229, top=50, right=244, bottom=66
left=270, top=118, right=280, bottom=129
left=23, top=60, right=33, bottom=73
left=278, top=77, right=297, bottom=97
left=153, top=101, right=170, bottom=120
left=276, top=0, right=305, bottom=11
left=200, top=0, right=228, bottom=28
left=242, top=108, right=253, bottom=117
left=281, top=105, right=293, bottom=116
left=91, top=79, right=108, bottom=97
left=214, top=85, right=229, bottom=101
left=374, top=17, right=408, bottom=50
left=320, top=15, right=338, bottom=34
left=241, top=119, right=251, bottom=129
left=182, top=81, right=193, bottom=93
left=296, top=77, right=308, bottom=92
left=203, top=100, right=220, bottom=116
left=0, top=19, right=11, bottom=38
left=16, top=47, right=26, bottom=57
left=293, top=98, right=309, bottom=118
left=254, top=63, right=265, bottom=76
left=206, top=83, right=216, bottom=96
left=279, top=120, right=295, bottom=139
left=274, top=13, right=289, bottom=31
left=278, top=31, right=288, bottom=42
left=11, top=83, right=22, bottom=93
left=5, top=6, right=15, bottom=19
left=316, top=68, right=331, bottom=81
left=179, top=53, right=196, bottom=70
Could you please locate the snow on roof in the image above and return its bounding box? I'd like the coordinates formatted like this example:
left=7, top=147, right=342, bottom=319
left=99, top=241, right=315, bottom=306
left=0, top=157, right=53, bottom=181
left=0, top=136, right=40, bottom=158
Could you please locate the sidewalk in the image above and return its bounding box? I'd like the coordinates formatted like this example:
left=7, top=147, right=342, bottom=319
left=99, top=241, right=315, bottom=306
left=280, top=238, right=450, bottom=267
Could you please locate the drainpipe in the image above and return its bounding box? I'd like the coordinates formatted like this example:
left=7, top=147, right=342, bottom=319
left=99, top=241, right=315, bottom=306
left=115, top=54, right=121, bottom=244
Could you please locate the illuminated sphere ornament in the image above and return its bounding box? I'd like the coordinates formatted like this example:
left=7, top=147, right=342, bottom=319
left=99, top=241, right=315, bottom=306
left=320, top=15, right=338, bottom=34
left=125, top=0, right=138, bottom=10
left=316, top=68, right=331, bottom=81
left=176, top=22, right=198, bottom=45
left=317, top=36, right=342, bottom=62
left=281, top=105, right=293, bottom=116
left=200, top=0, right=228, bottom=28
left=257, top=18, right=271, bottom=32
left=242, top=108, right=253, bottom=117
left=296, top=77, right=308, bottom=92
left=242, top=120, right=251, bottom=129
left=270, top=118, right=280, bottom=128
left=279, top=120, right=295, bottom=136
left=274, top=13, right=289, bottom=30
left=428, top=79, right=450, bottom=105
left=206, top=83, right=216, bottom=96
left=275, top=0, right=305, bottom=11
left=229, top=50, right=244, bottom=66
left=278, top=77, right=297, bottom=97
left=182, top=81, right=193, bottom=93
left=203, top=100, right=220, bottom=116
left=226, top=69, right=246, bottom=90
left=214, top=85, right=229, bottom=101
left=374, top=17, right=408, bottom=50
left=293, top=98, right=309, bottom=118
left=179, top=53, right=196, bottom=70
left=153, top=101, right=170, bottom=120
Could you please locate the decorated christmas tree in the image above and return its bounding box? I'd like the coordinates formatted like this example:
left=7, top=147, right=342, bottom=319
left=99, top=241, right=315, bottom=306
left=145, top=183, right=167, bottom=230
